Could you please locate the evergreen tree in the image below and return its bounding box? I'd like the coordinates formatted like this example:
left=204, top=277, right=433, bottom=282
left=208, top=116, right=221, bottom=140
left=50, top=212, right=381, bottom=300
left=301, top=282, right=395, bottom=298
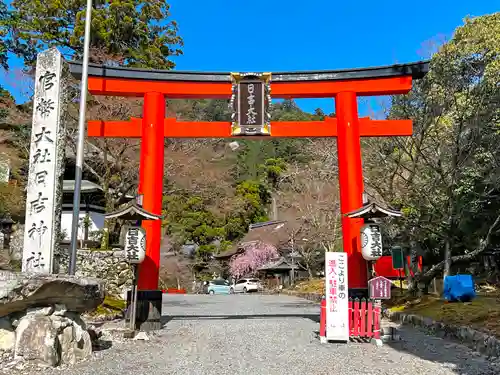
left=3, top=0, right=183, bottom=68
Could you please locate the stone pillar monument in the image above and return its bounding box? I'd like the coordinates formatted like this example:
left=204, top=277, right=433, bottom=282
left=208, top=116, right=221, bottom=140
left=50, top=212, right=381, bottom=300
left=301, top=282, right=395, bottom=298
left=22, top=48, right=67, bottom=274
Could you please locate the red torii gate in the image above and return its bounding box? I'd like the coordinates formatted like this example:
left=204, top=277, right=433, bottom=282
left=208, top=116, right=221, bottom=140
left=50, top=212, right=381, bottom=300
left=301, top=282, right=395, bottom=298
left=69, top=61, right=428, bottom=297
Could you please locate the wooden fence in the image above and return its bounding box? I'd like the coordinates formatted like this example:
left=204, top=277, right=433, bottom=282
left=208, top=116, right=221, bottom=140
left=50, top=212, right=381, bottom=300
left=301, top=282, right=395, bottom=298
left=320, top=297, right=381, bottom=341
left=349, top=298, right=381, bottom=339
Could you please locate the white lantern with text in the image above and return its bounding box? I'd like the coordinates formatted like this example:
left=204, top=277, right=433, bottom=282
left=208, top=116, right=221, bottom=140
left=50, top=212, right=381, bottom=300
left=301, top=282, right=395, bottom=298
left=124, top=226, right=146, bottom=264
left=360, top=223, right=383, bottom=261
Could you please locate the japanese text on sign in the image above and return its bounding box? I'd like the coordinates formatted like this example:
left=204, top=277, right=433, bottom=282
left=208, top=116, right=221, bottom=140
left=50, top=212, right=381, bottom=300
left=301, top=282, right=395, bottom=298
left=325, top=252, right=349, bottom=341
left=360, top=223, right=384, bottom=261
left=22, top=48, right=65, bottom=274
left=246, top=84, right=257, bottom=124
left=229, top=73, right=271, bottom=136
left=239, top=81, right=264, bottom=127
left=368, top=276, right=392, bottom=299
left=124, top=227, right=146, bottom=264
left=370, top=225, right=382, bottom=258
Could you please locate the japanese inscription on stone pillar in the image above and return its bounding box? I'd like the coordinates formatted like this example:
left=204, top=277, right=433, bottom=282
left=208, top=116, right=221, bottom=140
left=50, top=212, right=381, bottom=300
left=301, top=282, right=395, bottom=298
left=22, top=48, right=67, bottom=273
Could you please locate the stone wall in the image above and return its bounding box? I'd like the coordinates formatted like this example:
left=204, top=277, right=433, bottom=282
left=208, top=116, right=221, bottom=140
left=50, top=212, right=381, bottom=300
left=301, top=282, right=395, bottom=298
left=8, top=224, right=23, bottom=262
left=385, top=310, right=500, bottom=358
left=262, top=290, right=323, bottom=303
left=55, top=249, right=132, bottom=297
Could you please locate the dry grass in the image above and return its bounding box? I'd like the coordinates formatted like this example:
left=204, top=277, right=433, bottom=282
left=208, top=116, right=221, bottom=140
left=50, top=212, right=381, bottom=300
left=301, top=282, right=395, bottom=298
left=387, top=294, right=500, bottom=338
left=164, top=143, right=234, bottom=211
left=291, top=278, right=325, bottom=293
left=291, top=278, right=407, bottom=294
left=476, top=282, right=500, bottom=297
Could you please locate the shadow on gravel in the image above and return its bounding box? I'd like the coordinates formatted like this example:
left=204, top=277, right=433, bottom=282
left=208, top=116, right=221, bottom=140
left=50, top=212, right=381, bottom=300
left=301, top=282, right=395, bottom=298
left=161, top=313, right=319, bottom=326
left=93, top=340, right=113, bottom=352
left=279, top=303, right=318, bottom=308
left=162, top=301, right=196, bottom=307
left=384, top=333, right=497, bottom=375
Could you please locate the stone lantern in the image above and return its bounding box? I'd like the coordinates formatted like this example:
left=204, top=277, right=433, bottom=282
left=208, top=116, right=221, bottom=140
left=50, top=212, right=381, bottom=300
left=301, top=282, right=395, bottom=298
left=346, top=200, right=402, bottom=259
left=345, top=197, right=402, bottom=298
left=105, top=196, right=162, bottom=334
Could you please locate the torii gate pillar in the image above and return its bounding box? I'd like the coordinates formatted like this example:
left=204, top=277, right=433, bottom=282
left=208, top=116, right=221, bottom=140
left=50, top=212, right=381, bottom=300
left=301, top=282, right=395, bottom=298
left=336, top=91, right=367, bottom=294
left=137, top=92, right=165, bottom=291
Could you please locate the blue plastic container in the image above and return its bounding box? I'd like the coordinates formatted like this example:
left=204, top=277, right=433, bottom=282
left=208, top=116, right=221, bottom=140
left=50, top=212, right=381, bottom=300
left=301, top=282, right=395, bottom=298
left=443, top=274, right=476, bottom=302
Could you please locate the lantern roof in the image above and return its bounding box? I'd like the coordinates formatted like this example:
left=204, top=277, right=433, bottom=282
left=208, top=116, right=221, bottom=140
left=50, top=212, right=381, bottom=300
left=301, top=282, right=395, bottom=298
left=345, top=202, right=402, bottom=219
left=105, top=199, right=161, bottom=221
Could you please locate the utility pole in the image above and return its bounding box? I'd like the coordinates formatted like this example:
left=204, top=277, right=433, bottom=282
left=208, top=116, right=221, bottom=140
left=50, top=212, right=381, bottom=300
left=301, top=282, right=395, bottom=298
left=290, top=232, right=295, bottom=286
left=69, top=0, right=93, bottom=275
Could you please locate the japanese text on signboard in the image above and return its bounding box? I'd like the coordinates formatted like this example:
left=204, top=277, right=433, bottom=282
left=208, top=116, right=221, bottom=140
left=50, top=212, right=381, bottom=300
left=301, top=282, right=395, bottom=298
left=325, top=251, right=349, bottom=341
left=369, top=224, right=382, bottom=258
left=229, top=73, right=271, bottom=136
left=125, top=227, right=146, bottom=264
left=327, top=256, right=347, bottom=313
left=246, top=83, right=257, bottom=124
left=239, top=81, right=264, bottom=126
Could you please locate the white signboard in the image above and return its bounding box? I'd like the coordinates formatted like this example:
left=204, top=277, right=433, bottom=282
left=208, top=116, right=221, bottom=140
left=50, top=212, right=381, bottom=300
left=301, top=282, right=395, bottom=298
left=22, top=48, right=66, bottom=274
left=124, top=226, right=146, bottom=264
left=325, top=252, right=349, bottom=342
left=360, top=223, right=383, bottom=261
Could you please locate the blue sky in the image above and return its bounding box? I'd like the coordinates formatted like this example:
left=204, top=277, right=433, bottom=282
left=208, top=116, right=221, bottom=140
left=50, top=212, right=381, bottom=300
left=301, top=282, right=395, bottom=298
left=2, top=1, right=498, bottom=115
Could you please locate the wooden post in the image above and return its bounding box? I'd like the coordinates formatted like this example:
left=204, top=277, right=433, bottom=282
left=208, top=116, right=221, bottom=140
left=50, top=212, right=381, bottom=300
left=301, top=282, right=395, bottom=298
left=319, top=297, right=327, bottom=343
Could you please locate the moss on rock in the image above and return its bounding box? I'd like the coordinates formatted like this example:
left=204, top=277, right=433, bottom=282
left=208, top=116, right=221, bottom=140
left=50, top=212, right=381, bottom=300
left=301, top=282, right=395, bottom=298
left=87, top=295, right=127, bottom=320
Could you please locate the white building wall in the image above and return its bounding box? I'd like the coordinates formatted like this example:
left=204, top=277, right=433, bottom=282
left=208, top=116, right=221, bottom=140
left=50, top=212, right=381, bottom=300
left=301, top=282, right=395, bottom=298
left=60, top=210, right=105, bottom=240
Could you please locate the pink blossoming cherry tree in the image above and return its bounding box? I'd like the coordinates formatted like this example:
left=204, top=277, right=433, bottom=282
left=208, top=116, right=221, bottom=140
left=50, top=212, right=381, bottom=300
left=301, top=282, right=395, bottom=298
left=229, top=241, right=279, bottom=279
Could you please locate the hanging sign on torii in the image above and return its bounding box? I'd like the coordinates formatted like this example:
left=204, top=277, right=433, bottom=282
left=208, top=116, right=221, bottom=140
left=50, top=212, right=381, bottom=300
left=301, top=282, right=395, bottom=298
left=229, top=72, right=272, bottom=136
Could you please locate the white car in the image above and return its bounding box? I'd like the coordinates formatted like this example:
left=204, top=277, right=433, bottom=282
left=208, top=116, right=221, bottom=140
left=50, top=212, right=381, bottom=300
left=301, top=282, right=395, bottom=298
left=232, top=278, right=262, bottom=293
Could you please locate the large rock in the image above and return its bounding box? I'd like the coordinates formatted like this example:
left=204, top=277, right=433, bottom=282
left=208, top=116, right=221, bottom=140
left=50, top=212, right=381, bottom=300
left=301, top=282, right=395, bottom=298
left=15, top=315, right=60, bottom=366
left=0, top=317, right=15, bottom=351
left=0, top=271, right=105, bottom=317
left=13, top=306, right=95, bottom=367
left=55, top=315, right=92, bottom=364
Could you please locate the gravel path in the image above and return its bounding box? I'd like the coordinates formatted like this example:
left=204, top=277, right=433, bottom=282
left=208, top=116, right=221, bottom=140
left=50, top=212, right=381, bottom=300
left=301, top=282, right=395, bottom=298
left=16, top=294, right=500, bottom=375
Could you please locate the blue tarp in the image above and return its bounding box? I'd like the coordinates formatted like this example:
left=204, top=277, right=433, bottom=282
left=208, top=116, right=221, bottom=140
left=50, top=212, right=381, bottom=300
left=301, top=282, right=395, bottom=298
left=443, top=274, right=476, bottom=302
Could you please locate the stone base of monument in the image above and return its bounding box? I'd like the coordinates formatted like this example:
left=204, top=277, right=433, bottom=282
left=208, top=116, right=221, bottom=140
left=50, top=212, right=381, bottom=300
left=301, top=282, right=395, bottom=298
left=0, top=271, right=105, bottom=368
left=126, top=290, right=162, bottom=332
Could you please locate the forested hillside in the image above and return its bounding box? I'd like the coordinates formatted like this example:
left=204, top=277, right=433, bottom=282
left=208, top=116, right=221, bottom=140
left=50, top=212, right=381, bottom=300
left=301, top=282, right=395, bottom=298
left=0, top=1, right=498, bottom=290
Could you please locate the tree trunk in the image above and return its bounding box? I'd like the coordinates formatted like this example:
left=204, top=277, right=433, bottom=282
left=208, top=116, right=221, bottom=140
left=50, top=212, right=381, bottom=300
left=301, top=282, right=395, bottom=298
left=307, top=266, right=313, bottom=280
left=406, top=227, right=419, bottom=294
left=101, top=143, right=111, bottom=249
left=408, top=214, right=500, bottom=293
